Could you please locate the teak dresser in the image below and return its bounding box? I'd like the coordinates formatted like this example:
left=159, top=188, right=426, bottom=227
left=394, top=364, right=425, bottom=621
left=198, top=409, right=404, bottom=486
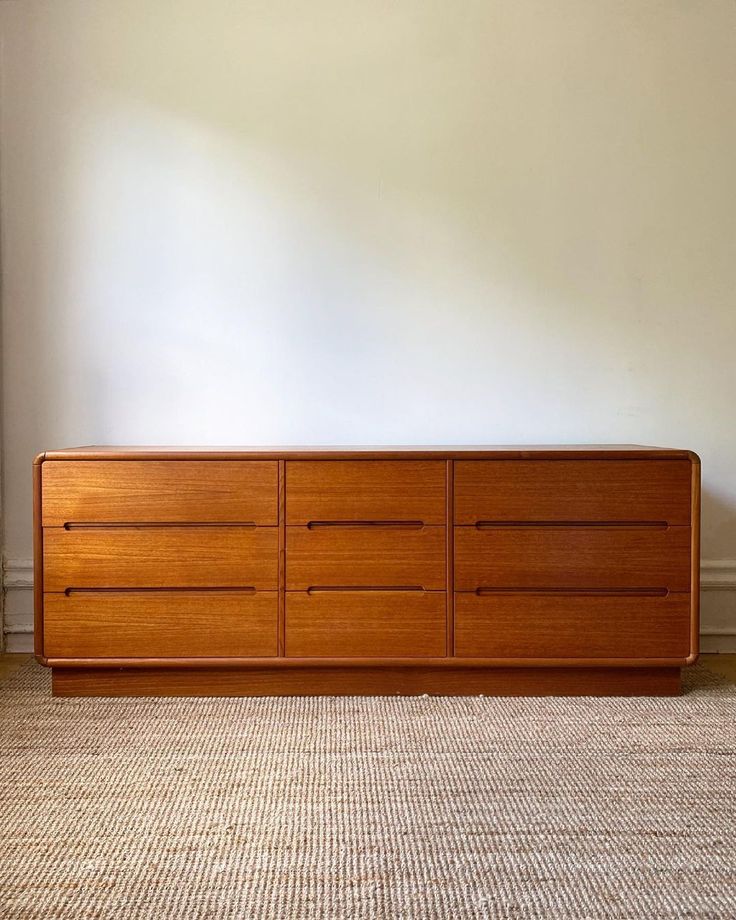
left=33, top=446, right=700, bottom=697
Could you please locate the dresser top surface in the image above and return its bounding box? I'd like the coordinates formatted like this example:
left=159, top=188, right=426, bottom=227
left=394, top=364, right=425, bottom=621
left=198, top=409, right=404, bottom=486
left=37, top=445, right=697, bottom=462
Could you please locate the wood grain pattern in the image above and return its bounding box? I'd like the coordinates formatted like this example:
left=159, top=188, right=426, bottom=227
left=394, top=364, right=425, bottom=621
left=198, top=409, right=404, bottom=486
left=52, top=666, right=682, bottom=697
left=43, top=526, right=279, bottom=591
left=42, top=655, right=695, bottom=669
left=454, top=459, right=692, bottom=524
left=41, top=446, right=696, bottom=459
left=278, top=460, right=286, bottom=656
left=43, top=591, right=278, bottom=658
left=34, top=446, right=700, bottom=697
left=286, top=525, right=446, bottom=590
left=33, top=458, right=45, bottom=658
left=454, top=592, right=692, bottom=659
left=454, top=525, right=691, bottom=591
left=42, top=460, right=278, bottom=525
left=690, top=454, right=702, bottom=660
left=445, top=460, right=455, bottom=656
left=285, top=591, right=446, bottom=658
left=285, top=460, right=446, bottom=524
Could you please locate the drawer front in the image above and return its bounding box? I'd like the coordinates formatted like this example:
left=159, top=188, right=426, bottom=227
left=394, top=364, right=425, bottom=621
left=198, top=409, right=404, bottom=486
left=455, top=460, right=692, bottom=524
left=286, top=461, right=446, bottom=524
left=42, top=460, right=278, bottom=525
left=286, top=591, right=446, bottom=658
left=43, top=591, right=278, bottom=659
left=286, top=525, right=446, bottom=590
left=455, top=593, right=692, bottom=659
left=44, top=526, right=279, bottom=591
left=454, top=526, right=691, bottom=591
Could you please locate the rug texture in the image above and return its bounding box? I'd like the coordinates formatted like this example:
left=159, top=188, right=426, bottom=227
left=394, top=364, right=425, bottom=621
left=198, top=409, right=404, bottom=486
left=1, top=663, right=735, bottom=920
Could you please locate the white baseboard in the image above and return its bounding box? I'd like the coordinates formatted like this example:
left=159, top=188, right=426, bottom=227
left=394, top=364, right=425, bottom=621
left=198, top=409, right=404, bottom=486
left=3, top=560, right=33, bottom=590
left=699, top=560, right=736, bottom=651
left=2, top=560, right=35, bottom=652
left=5, top=558, right=736, bottom=653
left=701, top=560, right=736, bottom=590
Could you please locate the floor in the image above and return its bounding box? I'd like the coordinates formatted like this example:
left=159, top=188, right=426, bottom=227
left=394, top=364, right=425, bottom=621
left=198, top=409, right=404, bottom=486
left=2, top=652, right=736, bottom=684
left=0, top=653, right=32, bottom=682
left=703, top=651, right=736, bottom=682
left=3, top=653, right=735, bottom=919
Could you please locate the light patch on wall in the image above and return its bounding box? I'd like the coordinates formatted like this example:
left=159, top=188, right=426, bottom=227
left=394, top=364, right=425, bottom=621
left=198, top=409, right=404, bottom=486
left=0, top=0, right=735, bottom=568
left=36, top=96, right=679, bottom=449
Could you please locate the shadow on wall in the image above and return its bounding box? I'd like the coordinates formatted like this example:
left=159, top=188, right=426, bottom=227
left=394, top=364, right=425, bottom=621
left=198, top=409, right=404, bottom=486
left=2, top=0, right=736, bottom=560
left=702, top=490, right=736, bottom=567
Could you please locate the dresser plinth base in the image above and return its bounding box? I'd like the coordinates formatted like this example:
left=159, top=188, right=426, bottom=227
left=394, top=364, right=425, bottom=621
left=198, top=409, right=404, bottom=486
left=51, top=666, right=681, bottom=698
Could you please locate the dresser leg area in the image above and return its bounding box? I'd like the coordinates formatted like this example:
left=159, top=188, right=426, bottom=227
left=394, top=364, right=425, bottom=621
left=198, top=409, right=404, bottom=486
left=51, top=666, right=682, bottom=698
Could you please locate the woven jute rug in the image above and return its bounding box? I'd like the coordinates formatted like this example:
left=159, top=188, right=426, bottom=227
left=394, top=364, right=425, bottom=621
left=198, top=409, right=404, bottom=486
left=1, top=663, right=735, bottom=920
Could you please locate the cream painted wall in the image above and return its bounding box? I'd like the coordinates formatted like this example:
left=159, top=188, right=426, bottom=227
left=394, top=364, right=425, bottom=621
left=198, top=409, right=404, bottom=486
left=1, top=1, right=735, bottom=650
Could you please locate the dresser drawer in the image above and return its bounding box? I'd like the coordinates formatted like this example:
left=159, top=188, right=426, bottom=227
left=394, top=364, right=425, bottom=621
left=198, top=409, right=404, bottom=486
left=44, top=526, right=279, bottom=591
left=43, top=591, right=278, bottom=659
left=455, top=460, right=692, bottom=524
left=286, top=525, right=446, bottom=590
left=42, top=460, right=278, bottom=526
left=286, top=461, right=446, bottom=524
left=455, top=593, right=692, bottom=659
left=454, top=525, right=691, bottom=591
left=286, top=591, right=446, bottom=658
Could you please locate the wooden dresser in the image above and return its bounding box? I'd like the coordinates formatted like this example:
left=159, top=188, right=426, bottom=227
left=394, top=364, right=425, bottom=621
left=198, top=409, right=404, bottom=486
left=34, top=446, right=700, bottom=697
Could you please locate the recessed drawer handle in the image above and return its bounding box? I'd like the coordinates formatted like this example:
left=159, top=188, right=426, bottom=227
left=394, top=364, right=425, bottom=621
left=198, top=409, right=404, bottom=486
left=473, top=521, right=670, bottom=530
left=306, top=521, right=425, bottom=530
left=473, top=587, right=670, bottom=597
left=306, top=585, right=426, bottom=594
left=63, top=586, right=258, bottom=596
left=63, top=522, right=258, bottom=530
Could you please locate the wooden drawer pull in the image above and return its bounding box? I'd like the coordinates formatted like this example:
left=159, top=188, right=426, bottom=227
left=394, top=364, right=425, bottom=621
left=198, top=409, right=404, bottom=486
left=473, top=521, right=669, bottom=530
left=64, top=586, right=259, bottom=596
left=306, top=521, right=425, bottom=529
left=474, top=587, right=669, bottom=597
left=306, top=585, right=426, bottom=594
left=62, top=521, right=259, bottom=530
